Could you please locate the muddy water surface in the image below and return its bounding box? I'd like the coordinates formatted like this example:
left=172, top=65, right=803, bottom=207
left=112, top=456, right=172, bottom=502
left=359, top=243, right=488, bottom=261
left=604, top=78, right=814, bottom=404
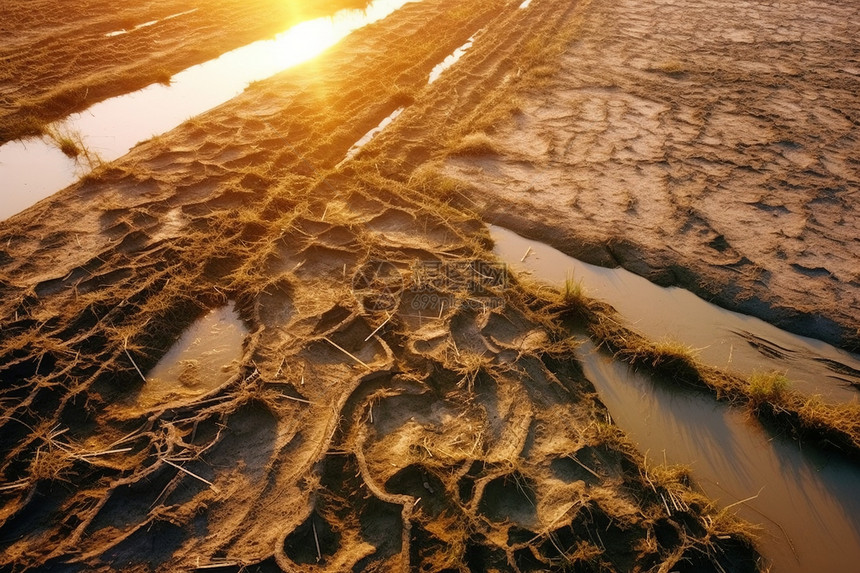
left=490, top=225, right=860, bottom=402
left=578, top=342, right=860, bottom=573
left=137, top=304, right=247, bottom=409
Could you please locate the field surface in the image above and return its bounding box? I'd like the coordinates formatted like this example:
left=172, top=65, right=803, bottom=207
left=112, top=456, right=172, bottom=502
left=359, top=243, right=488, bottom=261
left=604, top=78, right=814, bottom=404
left=443, top=0, right=860, bottom=351
left=1, top=0, right=858, bottom=571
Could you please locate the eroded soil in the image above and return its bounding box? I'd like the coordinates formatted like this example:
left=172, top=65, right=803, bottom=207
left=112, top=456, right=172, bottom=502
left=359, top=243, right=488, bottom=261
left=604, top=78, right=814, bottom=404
left=0, top=0, right=765, bottom=571
left=443, top=0, right=860, bottom=351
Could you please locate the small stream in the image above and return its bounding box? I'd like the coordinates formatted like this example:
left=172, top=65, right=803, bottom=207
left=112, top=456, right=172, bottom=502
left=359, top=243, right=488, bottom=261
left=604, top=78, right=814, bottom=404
left=490, top=224, right=860, bottom=572
left=579, top=342, right=860, bottom=573
left=490, top=225, right=860, bottom=402
left=0, top=0, right=421, bottom=221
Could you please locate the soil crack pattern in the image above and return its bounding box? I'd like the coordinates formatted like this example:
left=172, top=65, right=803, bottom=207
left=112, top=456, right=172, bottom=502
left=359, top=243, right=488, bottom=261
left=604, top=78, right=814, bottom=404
left=439, top=0, right=860, bottom=351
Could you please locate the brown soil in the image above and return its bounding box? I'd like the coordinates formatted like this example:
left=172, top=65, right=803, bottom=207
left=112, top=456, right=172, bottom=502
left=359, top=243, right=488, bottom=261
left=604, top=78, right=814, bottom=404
left=0, top=0, right=369, bottom=144
left=442, top=0, right=860, bottom=352
left=0, top=0, right=765, bottom=571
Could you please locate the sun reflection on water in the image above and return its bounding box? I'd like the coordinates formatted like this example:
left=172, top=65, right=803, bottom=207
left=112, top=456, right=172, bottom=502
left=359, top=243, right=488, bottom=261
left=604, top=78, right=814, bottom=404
left=273, top=15, right=347, bottom=68
left=0, top=0, right=420, bottom=221
left=270, top=0, right=416, bottom=69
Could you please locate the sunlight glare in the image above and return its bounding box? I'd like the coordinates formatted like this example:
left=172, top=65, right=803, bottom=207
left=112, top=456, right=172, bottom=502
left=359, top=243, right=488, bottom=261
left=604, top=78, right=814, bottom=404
left=276, top=17, right=342, bottom=68
left=270, top=0, right=416, bottom=70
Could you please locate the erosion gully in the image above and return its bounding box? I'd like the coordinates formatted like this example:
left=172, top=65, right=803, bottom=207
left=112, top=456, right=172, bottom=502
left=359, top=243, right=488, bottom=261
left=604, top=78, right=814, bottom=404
left=491, top=224, right=860, bottom=573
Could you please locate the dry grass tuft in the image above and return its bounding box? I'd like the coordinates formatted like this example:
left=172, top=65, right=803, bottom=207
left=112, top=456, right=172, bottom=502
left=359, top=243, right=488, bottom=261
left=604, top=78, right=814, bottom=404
left=46, top=130, right=81, bottom=158
left=453, top=349, right=491, bottom=392
left=409, top=161, right=471, bottom=203
left=153, top=68, right=173, bottom=85
left=449, top=132, right=501, bottom=157
left=560, top=273, right=585, bottom=307
left=45, top=125, right=102, bottom=169
left=747, top=371, right=789, bottom=406
left=647, top=339, right=702, bottom=373
left=651, top=60, right=687, bottom=75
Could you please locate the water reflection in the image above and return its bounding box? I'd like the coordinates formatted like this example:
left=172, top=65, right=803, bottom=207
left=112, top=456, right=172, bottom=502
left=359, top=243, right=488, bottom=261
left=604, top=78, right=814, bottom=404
left=428, top=36, right=474, bottom=84
left=0, top=0, right=420, bottom=221
left=104, top=8, right=199, bottom=37
left=577, top=342, right=860, bottom=573
left=137, top=304, right=247, bottom=409
left=340, top=106, right=405, bottom=164
left=490, top=224, right=860, bottom=401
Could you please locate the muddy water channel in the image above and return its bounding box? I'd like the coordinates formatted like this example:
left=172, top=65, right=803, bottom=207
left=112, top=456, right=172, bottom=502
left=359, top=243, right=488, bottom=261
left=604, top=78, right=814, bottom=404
left=491, top=225, right=860, bottom=402
left=580, top=343, right=860, bottom=573
left=491, top=225, right=860, bottom=572
left=0, top=0, right=420, bottom=221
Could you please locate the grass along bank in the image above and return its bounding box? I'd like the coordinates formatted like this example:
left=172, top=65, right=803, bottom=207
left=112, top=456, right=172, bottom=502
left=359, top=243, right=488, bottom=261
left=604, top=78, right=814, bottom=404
left=542, top=290, right=860, bottom=460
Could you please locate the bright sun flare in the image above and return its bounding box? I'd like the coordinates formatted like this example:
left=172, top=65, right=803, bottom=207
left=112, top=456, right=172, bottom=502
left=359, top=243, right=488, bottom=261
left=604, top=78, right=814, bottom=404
left=278, top=18, right=341, bottom=66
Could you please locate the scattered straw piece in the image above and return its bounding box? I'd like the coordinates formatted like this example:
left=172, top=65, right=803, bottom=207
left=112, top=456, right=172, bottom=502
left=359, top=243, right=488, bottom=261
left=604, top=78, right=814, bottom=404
left=364, top=312, right=392, bottom=342
left=721, top=487, right=764, bottom=512
left=163, top=459, right=220, bottom=493
left=77, top=447, right=133, bottom=458
left=123, top=338, right=147, bottom=383
left=323, top=337, right=370, bottom=369
left=312, top=518, right=322, bottom=562
left=0, top=480, right=30, bottom=492
left=566, top=454, right=601, bottom=480
left=281, top=393, right=312, bottom=405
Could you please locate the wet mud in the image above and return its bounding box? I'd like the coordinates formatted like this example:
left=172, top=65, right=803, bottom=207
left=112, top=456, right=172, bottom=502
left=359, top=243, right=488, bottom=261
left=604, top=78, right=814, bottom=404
left=1, top=0, right=855, bottom=570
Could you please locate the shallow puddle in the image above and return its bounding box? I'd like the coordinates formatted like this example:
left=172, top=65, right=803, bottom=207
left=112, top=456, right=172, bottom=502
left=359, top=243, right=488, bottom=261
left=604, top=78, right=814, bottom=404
left=490, top=224, right=860, bottom=401
left=0, top=0, right=421, bottom=221
left=428, top=36, right=475, bottom=84
left=137, top=304, right=247, bottom=409
left=104, top=8, right=199, bottom=37
left=340, top=106, right=405, bottom=164
left=578, top=341, right=860, bottom=573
